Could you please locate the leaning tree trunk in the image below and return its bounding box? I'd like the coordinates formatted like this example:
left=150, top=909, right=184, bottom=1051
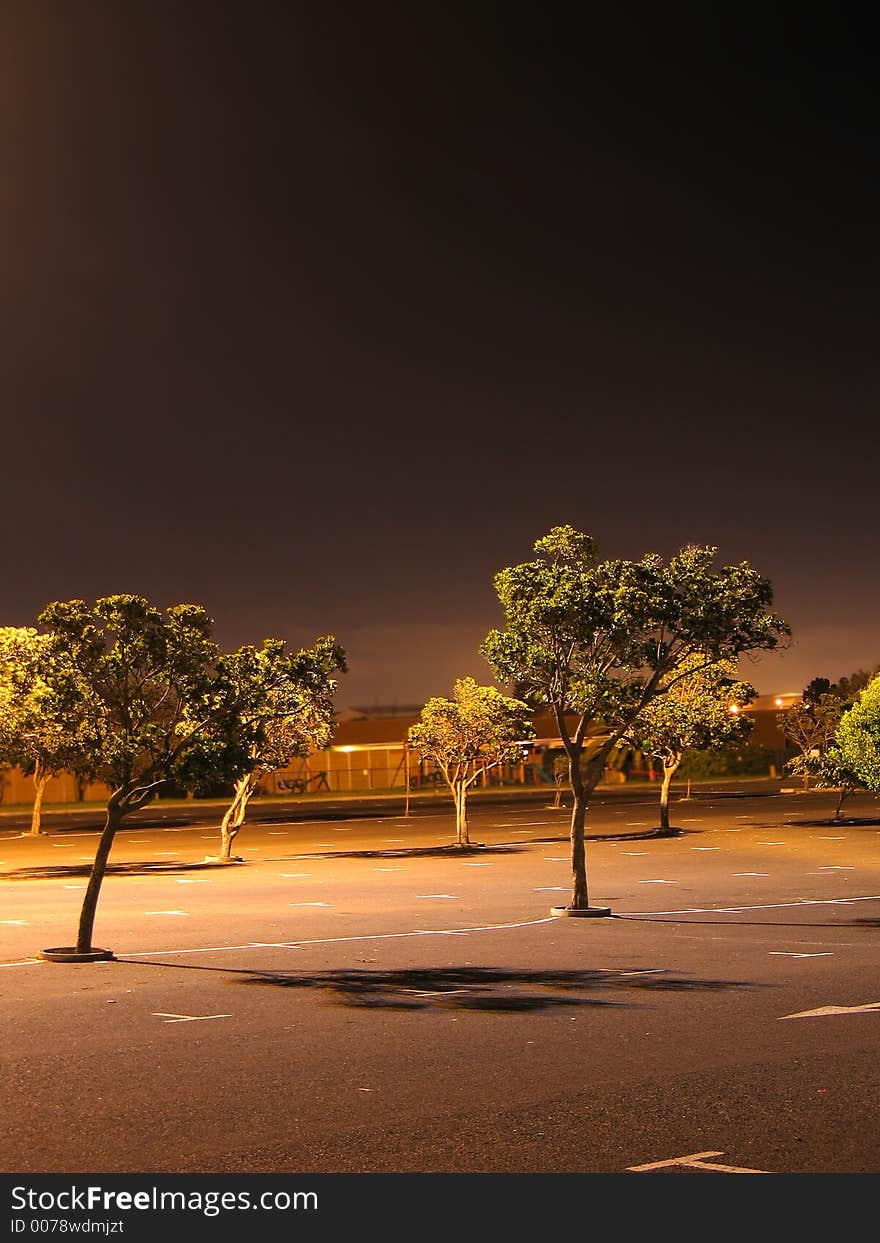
left=76, top=794, right=124, bottom=953
left=219, top=775, right=255, bottom=860
left=833, top=785, right=852, bottom=822
left=658, top=753, right=681, bottom=834
left=30, top=762, right=49, bottom=836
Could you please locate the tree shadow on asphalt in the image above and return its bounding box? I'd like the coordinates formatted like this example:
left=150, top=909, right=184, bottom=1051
left=232, top=964, right=757, bottom=1011
left=782, top=816, right=880, bottom=828
left=294, top=844, right=525, bottom=860
left=2, top=860, right=239, bottom=881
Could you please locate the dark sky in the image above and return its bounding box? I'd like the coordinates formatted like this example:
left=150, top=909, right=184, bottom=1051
left=1, top=4, right=877, bottom=705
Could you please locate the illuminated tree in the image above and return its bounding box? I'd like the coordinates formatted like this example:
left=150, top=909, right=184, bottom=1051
left=482, top=527, right=788, bottom=912
left=833, top=675, right=880, bottom=795
left=214, top=636, right=346, bottom=861
left=633, top=657, right=755, bottom=833
left=37, top=596, right=248, bottom=956
left=0, top=627, right=91, bottom=835
left=408, top=678, right=534, bottom=846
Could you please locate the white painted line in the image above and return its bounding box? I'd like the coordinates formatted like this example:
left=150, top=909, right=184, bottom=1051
left=544, top=857, right=568, bottom=861
left=681, top=819, right=703, bottom=822
left=461, top=862, right=493, bottom=867
left=381, top=839, right=406, bottom=843
left=625, top=823, right=653, bottom=827
left=52, top=844, right=74, bottom=848
left=0, top=959, right=46, bottom=968
left=289, top=902, right=331, bottom=907
left=691, top=847, right=720, bottom=851
left=628, top=1151, right=768, bottom=1174
left=817, top=836, right=846, bottom=840
left=374, top=867, right=404, bottom=872
left=154, top=852, right=179, bottom=857
left=416, top=894, right=460, bottom=899
left=623, top=852, right=648, bottom=856
left=757, top=842, right=785, bottom=846
left=769, top=952, right=833, bottom=959
left=143, top=910, right=189, bottom=916
left=621, top=894, right=880, bottom=915
left=819, top=866, right=855, bottom=871
left=268, top=831, right=288, bottom=836
left=280, top=873, right=313, bottom=878
left=63, top=885, right=86, bottom=889
left=734, top=873, right=769, bottom=877
left=118, top=916, right=559, bottom=958
left=175, top=879, right=211, bottom=884
left=781, top=1002, right=880, bottom=1019
left=0, top=920, right=28, bottom=926
left=638, top=879, right=678, bottom=884
left=534, top=887, right=568, bottom=892
left=127, top=840, right=150, bottom=844
left=152, top=1013, right=232, bottom=1024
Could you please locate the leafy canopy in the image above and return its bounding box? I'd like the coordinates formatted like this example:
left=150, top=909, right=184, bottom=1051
left=482, top=527, right=789, bottom=736
left=408, top=677, right=534, bottom=778
left=834, top=675, right=880, bottom=793
left=37, top=594, right=247, bottom=807
left=220, top=635, right=346, bottom=776
left=634, top=655, right=755, bottom=759
left=0, top=626, right=93, bottom=779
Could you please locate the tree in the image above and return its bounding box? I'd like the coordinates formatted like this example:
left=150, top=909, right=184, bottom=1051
left=632, top=657, right=755, bottom=833
left=214, top=636, right=346, bottom=861
left=408, top=678, right=534, bottom=846
left=833, top=675, right=880, bottom=795
left=482, top=527, right=788, bottom=912
left=37, top=595, right=249, bottom=956
left=0, top=627, right=92, bottom=835
left=780, top=691, right=850, bottom=785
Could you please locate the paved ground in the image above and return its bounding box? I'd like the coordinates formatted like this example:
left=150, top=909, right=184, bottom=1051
left=2, top=785, right=879, bottom=1175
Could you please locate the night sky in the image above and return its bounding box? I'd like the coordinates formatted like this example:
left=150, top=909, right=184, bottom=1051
left=1, top=5, right=877, bottom=706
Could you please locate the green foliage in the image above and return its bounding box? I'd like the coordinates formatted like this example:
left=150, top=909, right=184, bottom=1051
left=482, top=528, right=788, bottom=771
left=219, top=635, right=346, bottom=780
left=0, top=626, right=93, bottom=782
left=408, top=677, right=534, bottom=787
left=634, top=656, right=755, bottom=764
left=36, top=595, right=248, bottom=812
left=834, top=675, right=880, bottom=793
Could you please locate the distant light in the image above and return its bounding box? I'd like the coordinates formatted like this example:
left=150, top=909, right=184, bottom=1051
left=729, top=704, right=739, bottom=714
left=775, top=698, right=784, bottom=707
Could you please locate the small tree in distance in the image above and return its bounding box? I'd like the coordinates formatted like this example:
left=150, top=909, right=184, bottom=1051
left=408, top=678, right=534, bottom=846
left=0, top=627, right=92, bottom=835
left=632, top=657, right=755, bottom=833
left=214, top=636, right=346, bottom=861
left=779, top=693, right=848, bottom=790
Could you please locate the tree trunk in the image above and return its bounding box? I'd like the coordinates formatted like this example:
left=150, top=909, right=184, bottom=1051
left=30, top=763, right=49, bottom=836
left=659, top=753, right=681, bottom=833
left=76, top=795, right=124, bottom=953
left=833, top=786, right=851, bottom=821
left=220, top=775, right=254, bottom=860
left=454, top=780, right=470, bottom=846
left=569, top=760, right=589, bottom=908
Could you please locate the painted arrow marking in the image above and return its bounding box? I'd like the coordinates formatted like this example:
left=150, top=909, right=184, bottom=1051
left=780, top=1002, right=880, bottom=1020
left=152, top=1013, right=232, bottom=1024
left=628, top=1150, right=769, bottom=1174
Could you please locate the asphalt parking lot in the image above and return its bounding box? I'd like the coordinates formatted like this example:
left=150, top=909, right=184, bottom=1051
left=2, top=786, right=879, bottom=1175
